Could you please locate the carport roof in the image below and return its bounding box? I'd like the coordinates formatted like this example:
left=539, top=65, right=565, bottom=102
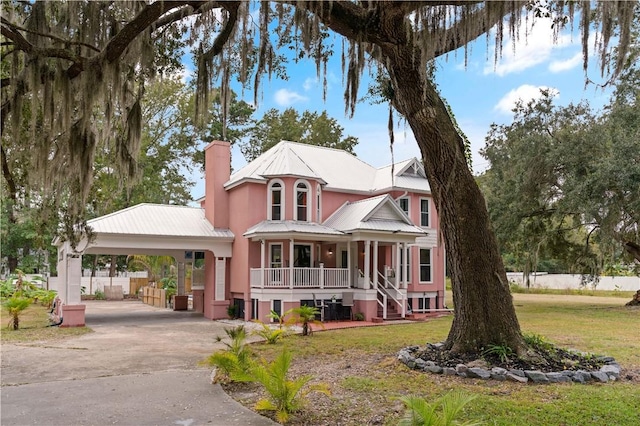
left=87, top=204, right=233, bottom=238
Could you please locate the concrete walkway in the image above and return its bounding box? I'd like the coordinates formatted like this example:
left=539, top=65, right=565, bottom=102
left=1, top=300, right=276, bottom=426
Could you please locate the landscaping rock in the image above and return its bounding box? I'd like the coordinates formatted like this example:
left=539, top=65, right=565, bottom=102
left=491, top=367, right=507, bottom=376
left=490, top=372, right=507, bottom=381
left=600, top=364, right=620, bottom=379
left=426, top=365, right=443, bottom=374
left=398, top=350, right=414, bottom=364
left=455, top=364, right=468, bottom=374
left=414, top=358, right=427, bottom=370
left=442, top=367, right=457, bottom=376
left=509, top=369, right=526, bottom=377
left=467, top=359, right=489, bottom=369
left=590, top=371, right=609, bottom=383
left=546, top=372, right=570, bottom=383
left=467, top=368, right=491, bottom=379
left=506, top=373, right=528, bottom=383
left=525, top=370, right=549, bottom=383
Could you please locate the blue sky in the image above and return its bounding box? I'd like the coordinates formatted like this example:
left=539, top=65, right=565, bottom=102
left=189, top=15, right=614, bottom=200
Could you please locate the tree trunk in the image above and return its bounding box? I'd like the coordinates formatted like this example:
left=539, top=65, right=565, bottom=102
left=384, top=51, right=526, bottom=355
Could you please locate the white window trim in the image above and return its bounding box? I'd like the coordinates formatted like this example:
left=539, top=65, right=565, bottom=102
left=400, top=246, right=411, bottom=282
left=398, top=196, right=411, bottom=219
left=419, top=248, right=433, bottom=283
left=294, top=179, right=311, bottom=222
left=419, top=197, right=430, bottom=228
left=267, top=179, right=285, bottom=221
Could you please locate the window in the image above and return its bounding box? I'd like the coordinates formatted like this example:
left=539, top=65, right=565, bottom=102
left=417, top=297, right=431, bottom=311
left=270, top=244, right=282, bottom=268
left=419, top=248, right=432, bottom=282
left=251, top=299, right=259, bottom=320
left=295, top=180, right=309, bottom=221
left=268, top=180, right=284, bottom=220
left=272, top=300, right=282, bottom=320
left=420, top=198, right=430, bottom=227
left=398, top=197, right=410, bottom=217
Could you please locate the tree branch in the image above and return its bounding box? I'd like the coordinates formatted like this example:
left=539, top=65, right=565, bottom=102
left=1, top=17, right=100, bottom=52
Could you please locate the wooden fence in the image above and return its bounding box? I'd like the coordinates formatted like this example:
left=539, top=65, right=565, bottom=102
left=141, top=287, right=166, bottom=308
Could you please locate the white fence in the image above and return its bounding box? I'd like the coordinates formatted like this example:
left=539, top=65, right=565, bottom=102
left=506, top=273, right=639, bottom=292
left=48, top=277, right=132, bottom=295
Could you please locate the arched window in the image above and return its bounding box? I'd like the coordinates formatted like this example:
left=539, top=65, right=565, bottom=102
left=295, top=180, right=309, bottom=221
left=268, top=180, right=284, bottom=220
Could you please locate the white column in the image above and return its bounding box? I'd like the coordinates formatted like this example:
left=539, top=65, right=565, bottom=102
left=395, top=243, right=401, bottom=288
left=347, top=241, right=352, bottom=288
left=215, top=258, right=226, bottom=301
left=373, top=241, right=379, bottom=289
left=403, top=243, right=409, bottom=289
left=67, top=254, right=82, bottom=304
left=364, top=240, right=371, bottom=289
left=289, top=238, right=294, bottom=289
left=260, top=239, right=265, bottom=289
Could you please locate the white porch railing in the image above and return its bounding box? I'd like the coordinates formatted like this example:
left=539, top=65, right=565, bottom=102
left=250, top=267, right=349, bottom=289
left=377, top=270, right=405, bottom=318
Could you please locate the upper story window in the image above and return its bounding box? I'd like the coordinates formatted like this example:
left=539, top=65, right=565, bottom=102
left=295, top=180, right=309, bottom=221
left=420, top=198, right=430, bottom=227
left=268, top=180, right=284, bottom=220
left=398, top=197, right=410, bottom=218
left=316, top=184, right=322, bottom=222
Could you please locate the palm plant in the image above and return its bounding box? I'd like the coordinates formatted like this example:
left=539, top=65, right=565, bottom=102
left=3, top=296, right=32, bottom=330
left=248, top=349, right=330, bottom=424
left=287, top=305, right=323, bottom=336
left=127, top=255, right=176, bottom=283
left=252, top=322, right=287, bottom=344
left=398, top=392, right=482, bottom=426
left=206, top=325, right=254, bottom=382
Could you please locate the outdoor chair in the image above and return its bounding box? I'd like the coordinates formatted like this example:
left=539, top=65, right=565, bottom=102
left=341, top=291, right=354, bottom=320
left=312, top=293, right=325, bottom=321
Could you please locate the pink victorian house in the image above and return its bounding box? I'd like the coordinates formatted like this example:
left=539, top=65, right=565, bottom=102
left=201, top=140, right=445, bottom=323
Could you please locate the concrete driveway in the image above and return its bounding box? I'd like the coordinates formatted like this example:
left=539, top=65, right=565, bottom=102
left=1, top=300, right=275, bottom=426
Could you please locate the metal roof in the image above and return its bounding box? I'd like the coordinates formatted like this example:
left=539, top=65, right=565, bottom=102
left=323, top=195, right=425, bottom=235
left=243, top=220, right=345, bottom=239
left=87, top=204, right=234, bottom=239
left=225, top=141, right=430, bottom=193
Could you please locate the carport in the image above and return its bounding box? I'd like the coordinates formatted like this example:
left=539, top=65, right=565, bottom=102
left=52, top=204, right=234, bottom=326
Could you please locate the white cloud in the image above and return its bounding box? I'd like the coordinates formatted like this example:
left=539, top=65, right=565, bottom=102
left=549, top=52, right=582, bottom=73
left=273, top=89, right=308, bottom=107
left=303, top=77, right=318, bottom=91
left=484, top=18, right=573, bottom=76
left=494, top=84, right=558, bottom=114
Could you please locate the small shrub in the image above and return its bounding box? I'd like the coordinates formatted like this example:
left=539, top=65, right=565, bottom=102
left=3, top=296, right=32, bottom=330
left=481, top=344, right=514, bottom=363
left=398, top=391, right=482, bottom=426
left=227, top=304, right=239, bottom=319
left=354, top=312, right=365, bottom=321
left=253, top=322, right=287, bottom=344
left=523, top=332, right=554, bottom=352
left=94, top=289, right=106, bottom=300
left=247, top=349, right=330, bottom=424
left=206, top=325, right=254, bottom=382
left=287, top=305, right=323, bottom=336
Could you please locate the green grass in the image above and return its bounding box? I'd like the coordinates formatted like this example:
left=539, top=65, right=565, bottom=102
left=0, top=304, right=92, bottom=343
left=248, top=294, right=640, bottom=425
left=509, top=284, right=635, bottom=298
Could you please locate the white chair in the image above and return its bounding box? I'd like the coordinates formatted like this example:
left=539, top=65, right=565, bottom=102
left=341, top=291, right=354, bottom=320
left=312, top=293, right=325, bottom=321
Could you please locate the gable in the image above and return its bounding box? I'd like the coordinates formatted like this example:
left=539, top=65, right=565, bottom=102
left=369, top=203, right=403, bottom=221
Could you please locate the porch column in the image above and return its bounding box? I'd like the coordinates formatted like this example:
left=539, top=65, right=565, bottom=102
left=260, top=239, right=265, bottom=289
left=403, top=243, right=409, bottom=289
left=395, top=243, right=401, bottom=288
left=373, top=241, right=379, bottom=289
left=364, top=240, right=371, bottom=289
left=347, top=241, right=352, bottom=288
left=177, top=262, right=185, bottom=296
left=289, top=238, right=294, bottom=290
left=215, top=257, right=226, bottom=301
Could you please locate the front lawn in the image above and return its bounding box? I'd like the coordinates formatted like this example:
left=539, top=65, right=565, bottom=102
left=225, top=293, right=640, bottom=425
left=1, top=304, right=92, bottom=343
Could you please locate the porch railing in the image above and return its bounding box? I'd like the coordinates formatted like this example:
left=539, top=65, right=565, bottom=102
left=250, top=267, right=350, bottom=289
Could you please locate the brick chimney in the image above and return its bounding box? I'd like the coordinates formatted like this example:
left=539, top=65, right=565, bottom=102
left=204, top=141, right=231, bottom=229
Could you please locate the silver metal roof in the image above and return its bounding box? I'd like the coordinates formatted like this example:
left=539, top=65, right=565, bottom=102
left=87, top=204, right=234, bottom=239
left=243, top=220, right=345, bottom=238
left=225, top=141, right=431, bottom=193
